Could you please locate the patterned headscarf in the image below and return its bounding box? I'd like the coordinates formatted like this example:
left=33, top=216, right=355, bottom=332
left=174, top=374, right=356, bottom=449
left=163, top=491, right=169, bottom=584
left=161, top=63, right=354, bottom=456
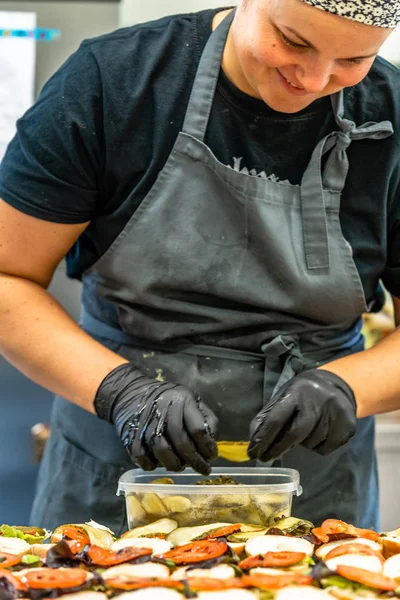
left=302, top=0, right=400, bottom=27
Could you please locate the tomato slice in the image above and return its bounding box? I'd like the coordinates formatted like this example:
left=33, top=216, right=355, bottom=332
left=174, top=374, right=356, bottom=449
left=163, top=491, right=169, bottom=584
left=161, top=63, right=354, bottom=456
left=187, top=578, right=245, bottom=591
left=106, top=578, right=183, bottom=591
left=0, top=569, right=27, bottom=591
left=239, top=551, right=306, bottom=569
left=87, top=545, right=152, bottom=566
left=336, top=565, right=398, bottom=591
left=312, top=520, right=357, bottom=544
left=161, top=540, right=228, bottom=564
left=65, top=539, right=86, bottom=555
left=312, top=519, right=379, bottom=544
left=324, top=543, right=384, bottom=562
left=242, top=573, right=312, bottom=590
left=22, top=568, right=87, bottom=589
left=356, top=529, right=380, bottom=542
left=0, top=552, right=21, bottom=568
left=52, top=526, right=90, bottom=547
left=205, top=524, right=242, bottom=539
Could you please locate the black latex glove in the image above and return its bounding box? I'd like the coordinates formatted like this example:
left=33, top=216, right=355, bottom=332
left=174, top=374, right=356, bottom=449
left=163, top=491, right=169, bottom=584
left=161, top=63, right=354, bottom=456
left=248, top=369, right=357, bottom=462
left=94, top=363, right=218, bottom=475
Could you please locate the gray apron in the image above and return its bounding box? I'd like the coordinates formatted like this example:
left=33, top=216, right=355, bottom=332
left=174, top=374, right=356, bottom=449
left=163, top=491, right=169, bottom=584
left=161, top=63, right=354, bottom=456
left=30, top=11, right=393, bottom=535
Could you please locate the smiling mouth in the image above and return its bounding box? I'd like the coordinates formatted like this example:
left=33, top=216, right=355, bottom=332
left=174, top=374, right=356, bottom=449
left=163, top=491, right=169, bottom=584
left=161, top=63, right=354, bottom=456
left=279, top=70, right=305, bottom=90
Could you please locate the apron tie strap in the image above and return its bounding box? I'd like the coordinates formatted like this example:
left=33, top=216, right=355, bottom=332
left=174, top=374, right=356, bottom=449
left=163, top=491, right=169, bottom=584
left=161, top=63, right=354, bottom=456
left=323, top=111, right=394, bottom=192
left=181, top=10, right=235, bottom=142
left=261, top=335, right=305, bottom=401
left=300, top=91, right=393, bottom=272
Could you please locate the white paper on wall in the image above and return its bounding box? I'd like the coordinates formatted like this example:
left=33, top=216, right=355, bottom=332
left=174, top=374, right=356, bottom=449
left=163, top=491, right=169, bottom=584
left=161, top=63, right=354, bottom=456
left=379, top=26, right=400, bottom=66
left=0, top=11, right=36, bottom=163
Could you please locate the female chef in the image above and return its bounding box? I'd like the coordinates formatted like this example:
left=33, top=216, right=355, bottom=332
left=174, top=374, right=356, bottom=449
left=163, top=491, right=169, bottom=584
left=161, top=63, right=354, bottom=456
left=0, top=0, right=399, bottom=533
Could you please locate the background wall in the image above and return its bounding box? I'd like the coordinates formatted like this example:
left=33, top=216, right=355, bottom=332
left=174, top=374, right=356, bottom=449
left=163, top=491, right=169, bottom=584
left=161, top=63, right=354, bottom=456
left=119, top=0, right=236, bottom=27
left=0, top=1, right=119, bottom=525
left=380, top=29, right=400, bottom=65
left=0, top=1, right=119, bottom=95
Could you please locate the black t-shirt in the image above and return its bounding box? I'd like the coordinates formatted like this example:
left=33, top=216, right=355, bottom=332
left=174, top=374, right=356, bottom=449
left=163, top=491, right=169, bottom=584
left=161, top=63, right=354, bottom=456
left=1, top=8, right=400, bottom=303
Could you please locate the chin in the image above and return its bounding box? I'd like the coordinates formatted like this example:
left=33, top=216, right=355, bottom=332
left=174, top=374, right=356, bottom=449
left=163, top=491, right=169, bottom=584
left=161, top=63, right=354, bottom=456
left=258, top=88, right=318, bottom=113
left=267, top=100, right=313, bottom=113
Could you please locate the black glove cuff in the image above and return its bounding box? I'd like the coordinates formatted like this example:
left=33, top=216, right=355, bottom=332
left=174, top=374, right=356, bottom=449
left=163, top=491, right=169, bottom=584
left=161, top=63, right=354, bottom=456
left=94, top=362, right=142, bottom=422
left=314, top=369, right=357, bottom=410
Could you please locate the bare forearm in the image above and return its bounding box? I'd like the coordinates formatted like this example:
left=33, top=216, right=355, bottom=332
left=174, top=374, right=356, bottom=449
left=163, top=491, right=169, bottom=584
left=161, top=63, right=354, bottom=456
left=0, top=274, right=128, bottom=412
left=320, top=325, right=400, bottom=418
left=394, top=297, right=400, bottom=327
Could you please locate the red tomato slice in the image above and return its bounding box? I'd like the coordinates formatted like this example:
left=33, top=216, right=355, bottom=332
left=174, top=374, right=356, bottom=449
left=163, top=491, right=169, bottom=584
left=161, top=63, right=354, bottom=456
left=239, top=551, right=306, bottom=569
left=325, top=543, right=384, bottom=562
left=66, top=539, right=86, bottom=555
left=311, top=529, right=331, bottom=544
left=205, top=524, right=242, bottom=539
left=312, top=519, right=379, bottom=544
left=161, top=540, right=228, bottom=565
left=336, top=565, right=398, bottom=591
left=188, top=578, right=245, bottom=591
left=242, top=573, right=312, bottom=590
left=52, top=526, right=90, bottom=547
left=22, top=568, right=87, bottom=589
left=356, top=529, right=380, bottom=542
left=106, top=578, right=183, bottom=591
left=0, top=569, right=27, bottom=591
left=87, top=545, right=152, bottom=566
left=312, top=520, right=356, bottom=544
left=0, top=552, right=21, bottom=568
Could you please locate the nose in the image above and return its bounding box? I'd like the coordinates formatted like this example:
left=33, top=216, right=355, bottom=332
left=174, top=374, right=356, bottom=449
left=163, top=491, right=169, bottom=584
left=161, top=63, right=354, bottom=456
left=295, top=58, right=332, bottom=93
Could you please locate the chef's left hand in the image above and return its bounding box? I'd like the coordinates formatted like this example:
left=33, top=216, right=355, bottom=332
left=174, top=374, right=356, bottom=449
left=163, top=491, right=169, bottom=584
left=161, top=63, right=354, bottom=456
left=247, top=369, right=357, bottom=462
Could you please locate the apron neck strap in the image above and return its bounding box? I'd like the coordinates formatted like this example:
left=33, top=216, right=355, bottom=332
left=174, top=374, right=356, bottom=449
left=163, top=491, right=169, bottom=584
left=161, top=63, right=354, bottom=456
left=300, top=89, right=393, bottom=271
left=181, top=10, right=235, bottom=141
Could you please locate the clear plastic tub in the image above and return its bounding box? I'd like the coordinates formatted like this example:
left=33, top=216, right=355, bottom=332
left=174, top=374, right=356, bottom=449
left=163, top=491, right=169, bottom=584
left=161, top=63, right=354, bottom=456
left=117, top=467, right=302, bottom=530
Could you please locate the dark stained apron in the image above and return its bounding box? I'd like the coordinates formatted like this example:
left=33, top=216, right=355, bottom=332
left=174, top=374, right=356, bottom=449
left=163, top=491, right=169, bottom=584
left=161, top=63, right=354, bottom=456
left=30, top=11, right=393, bottom=535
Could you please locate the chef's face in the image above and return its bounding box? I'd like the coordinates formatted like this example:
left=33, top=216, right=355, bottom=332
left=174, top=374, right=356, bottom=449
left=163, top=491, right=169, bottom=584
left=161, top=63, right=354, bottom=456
left=225, top=0, right=392, bottom=113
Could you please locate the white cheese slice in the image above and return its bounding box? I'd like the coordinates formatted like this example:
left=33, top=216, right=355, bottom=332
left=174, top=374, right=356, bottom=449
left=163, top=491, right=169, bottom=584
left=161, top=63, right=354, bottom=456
left=58, top=593, right=108, bottom=600
left=245, top=535, right=314, bottom=557
left=325, top=554, right=382, bottom=573
left=197, top=591, right=257, bottom=600
left=316, top=538, right=382, bottom=560
left=112, top=537, right=171, bottom=555
left=171, top=564, right=236, bottom=580
left=248, top=567, right=289, bottom=576
left=383, top=553, right=400, bottom=578
left=102, top=562, right=170, bottom=580
left=117, top=589, right=182, bottom=600
left=117, top=589, right=180, bottom=600
left=0, top=537, right=31, bottom=555
left=326, top=588, right=377, bottom=600
left=29, top=543, right=55, bottom=558
left=275, top=586, right=332, bottom=599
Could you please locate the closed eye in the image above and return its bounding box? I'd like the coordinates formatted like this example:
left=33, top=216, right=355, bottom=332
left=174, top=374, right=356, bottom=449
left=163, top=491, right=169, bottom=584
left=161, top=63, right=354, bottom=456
left=280, top=31, right=308, bottom=50
left=278, top=25, right=376, bottom=64
left=342, top=57, right=366, bottom=65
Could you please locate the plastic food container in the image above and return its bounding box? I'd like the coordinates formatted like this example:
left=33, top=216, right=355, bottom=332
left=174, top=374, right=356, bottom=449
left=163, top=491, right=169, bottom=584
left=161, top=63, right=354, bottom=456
left=117, top=467, right=302, bottom=530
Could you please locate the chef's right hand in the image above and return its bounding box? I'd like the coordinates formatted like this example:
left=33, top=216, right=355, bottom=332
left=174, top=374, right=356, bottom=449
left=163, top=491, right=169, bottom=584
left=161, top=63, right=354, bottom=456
left=94, top=363, right=218, bottom=475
